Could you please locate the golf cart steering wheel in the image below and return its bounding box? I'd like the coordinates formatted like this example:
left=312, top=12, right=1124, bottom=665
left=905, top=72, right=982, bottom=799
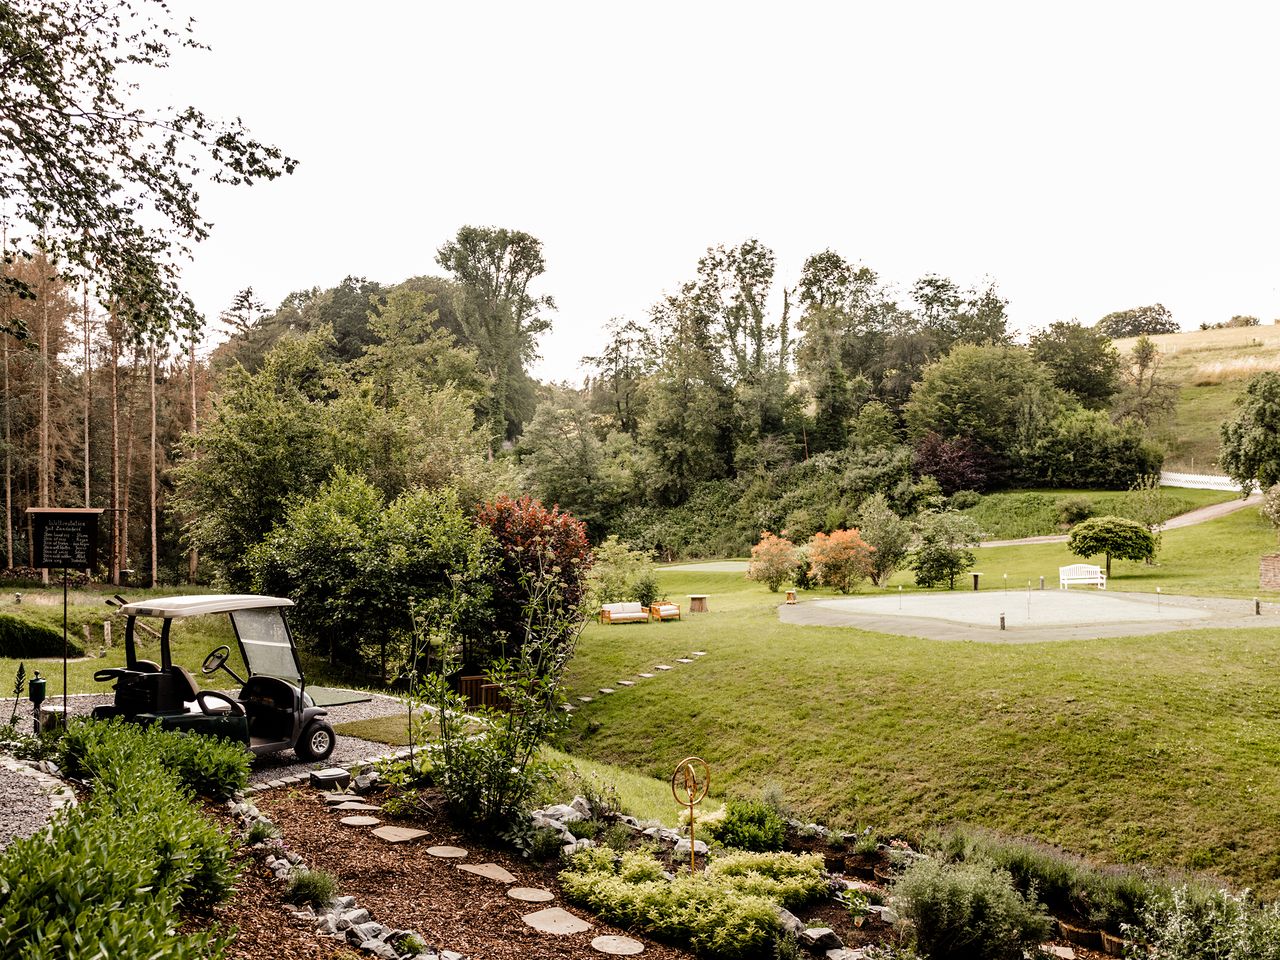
left=201, top=645, right=246, bottom=686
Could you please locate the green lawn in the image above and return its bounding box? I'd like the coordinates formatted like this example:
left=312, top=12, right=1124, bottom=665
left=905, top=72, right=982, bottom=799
left=961, top=487, right=1236, bottom=541
left=561, top=508, right=1280, bottom=893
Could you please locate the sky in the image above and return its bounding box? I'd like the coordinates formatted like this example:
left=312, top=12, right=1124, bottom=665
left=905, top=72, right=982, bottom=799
left=161, top=1, right=1280, bottom=381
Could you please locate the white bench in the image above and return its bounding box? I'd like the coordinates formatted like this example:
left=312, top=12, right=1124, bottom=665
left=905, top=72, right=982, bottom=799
left=1059, top=564, right=1106, bottom=590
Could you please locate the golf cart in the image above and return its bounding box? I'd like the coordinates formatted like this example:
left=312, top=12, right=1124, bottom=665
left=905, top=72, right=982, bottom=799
left=91, top=594, right=338, bottom=762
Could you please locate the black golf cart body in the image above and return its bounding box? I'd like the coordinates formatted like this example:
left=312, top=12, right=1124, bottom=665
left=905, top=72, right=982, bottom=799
left=91, top=594, right=337, bottom=762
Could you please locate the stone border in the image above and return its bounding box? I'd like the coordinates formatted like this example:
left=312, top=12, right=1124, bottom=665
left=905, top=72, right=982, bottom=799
left=245, top=747, right=413, bottom=794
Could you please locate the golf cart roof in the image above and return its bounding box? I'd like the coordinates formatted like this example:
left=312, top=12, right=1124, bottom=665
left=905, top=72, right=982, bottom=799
left=118, top=594, right=295, bottom=619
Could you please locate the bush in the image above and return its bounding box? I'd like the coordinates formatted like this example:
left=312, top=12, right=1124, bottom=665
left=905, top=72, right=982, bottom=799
left=808, top=528, right=875, bottom=593
left=1055, top=495, right=1095, bottom=527
left=588, top=536, right=658, bottom=606
left=746, top=531, right=800, bottom=592
left=948, top=490, right=981, bottom=511
left=60, top=718, right=249, bottom=797
left=0, top=721, right=238, bottom=958
left=285, top=868, right=338, bottom=909
left=709, top=798, right=788, bottom=852
left=1132, top=886, right=1280, bottom=960
left=857, top=493, right=914, bottom=586
left=911, top=511, right=983, bottom=589
left=560, top=848, right=828, bottom=958
left=0, top=613, right=83, bottom=658
left=894, top=857, right=1052, bottom=960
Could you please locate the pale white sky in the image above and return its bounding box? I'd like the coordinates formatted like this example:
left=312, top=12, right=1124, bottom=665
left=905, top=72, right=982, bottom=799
left=164, top=1, right=1280, bottom=381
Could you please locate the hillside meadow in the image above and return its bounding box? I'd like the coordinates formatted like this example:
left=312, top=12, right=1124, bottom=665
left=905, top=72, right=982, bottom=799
left=562, top=507, right=1280, bottom=893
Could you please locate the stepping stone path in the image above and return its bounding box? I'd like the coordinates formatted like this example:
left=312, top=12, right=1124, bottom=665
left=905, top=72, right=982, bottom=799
left=577, top=695, right=593, bottom=703
left=692, top=651, right=706, bottom=656
left=522, top=906, right=592, bottom=935
left=457, top=862, right=516, bottom=883
left=598, top=688, right=615, bottom=694
left=340, top=815, right=380, bottom=827
left=426, top=845, right=469, bottom=859
left=371, top=825, right=429, bottom=843
left=638, top=673, right=654, bottom=678
left=508, top=887, right=555, bottom=903
left=592, top=935, right=645, bottom=956
left=322, top=793, right=359, bottom=805
left=655, top=665, right=672, bottom=671
left=676, top=658, right=694, bottom=663
left=617, top=680, right=635, bottom=686
left=333, top=801, right=381, bottom=811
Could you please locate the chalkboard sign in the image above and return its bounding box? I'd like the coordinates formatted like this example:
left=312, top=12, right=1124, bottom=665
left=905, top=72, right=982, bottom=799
left=27, top=509, right=104, bottom=570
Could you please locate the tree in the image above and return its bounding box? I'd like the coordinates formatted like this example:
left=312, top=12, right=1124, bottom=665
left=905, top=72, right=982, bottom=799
left=1066, top=515, right=1155, bottom=578
left=1026, top=410, right=1162, bottom=489
left=1094, top=304, right=1178, bottom=338
left=910, top=274, right=1009, bottom=350
left=520, top=390, right=610, bottom=532
left=857, top=493, right=913, bottom=586
left=0, top=0, right=295, bottom=336
left=807, top=528, right=874, bottom=593
left=436, top=227, right=553, bottom=447
left=1029, top=321, right=1122, bottom=409
left=911, top=511, right=983, bottom=589
left=1122, top=473, right=1167, bottom=562
left=1221, top=371, right=1280, bottom=491
left=1112, top=334, right=1178, bottom=427
left=583, top=318, right=655, bottom=436
left=912, top=433, right=995, bottom=494
left=747, top=531, right=800, bottom=592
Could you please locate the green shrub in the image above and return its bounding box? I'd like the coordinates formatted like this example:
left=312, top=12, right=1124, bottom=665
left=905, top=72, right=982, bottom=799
left=893, top=857, right=1052, bottom=960
left=709, top=797, right=788, bottom=852
left=948, top=490, right=981, bottom=510
left=247, top=819, right=282, bottom=845
left=285, top=868, right=338, bottom=909
left=0, top=722, right=238, bottom=958
left=560, top=849, right=808, bottom=960
left=706, top=851, right=831, bottom=909
left=1132, top=886, right=1280, bottom=960
left=1055, top=495, right=1095, bottom=527
left=60, top=718, right=249, bottom=797
left=0, top=612, right=83, bottom=658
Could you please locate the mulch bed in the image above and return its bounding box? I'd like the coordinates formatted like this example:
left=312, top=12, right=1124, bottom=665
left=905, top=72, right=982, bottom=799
left=248, top=789, right=696, bottom=960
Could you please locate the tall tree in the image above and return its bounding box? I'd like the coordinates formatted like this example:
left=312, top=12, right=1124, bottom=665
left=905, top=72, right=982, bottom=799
left=1113, top=334, right=1178, bottom=426
left=1029, top=321, right=1122, bottom=410
left=436, top=226, right=553, bottom=448
left=583, top=317, right=655, bottom=437
left=0, top=0, right=295, bottom=337
left=1221, top=372, right=1280, bottom=491
left=1095, top=304, right=1178, bottom=338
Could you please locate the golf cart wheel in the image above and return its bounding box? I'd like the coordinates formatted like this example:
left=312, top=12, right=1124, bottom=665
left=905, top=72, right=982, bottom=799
left=297, top=720, right=335, bottom=762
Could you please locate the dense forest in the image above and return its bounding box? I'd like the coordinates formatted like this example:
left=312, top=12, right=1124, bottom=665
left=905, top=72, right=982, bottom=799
left=0, top=225, right=1175, bottom=589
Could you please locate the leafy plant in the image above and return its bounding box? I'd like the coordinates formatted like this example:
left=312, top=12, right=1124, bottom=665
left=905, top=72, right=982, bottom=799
left=8, top=663, right=24, bottom=726
left=1055, top=495, right=1095, bottom=527
left=1067, top=515, right=1156, bottom=578
left=60, top=719, right=249, bottom=797
left=246, top=819, right=282, bottom=845
left=747, top=531, right=800, bottom=592
left=285, top=868, right=338, bottom=909
left=911, top=510, right=983, bottom=589
left=807, top=528, right=875, bottom=593
left=709, top=797, right=788, bottom=852
left=1129, top=886, right=1280, bottom=960
left=893, top=857, right=1052, bottom=960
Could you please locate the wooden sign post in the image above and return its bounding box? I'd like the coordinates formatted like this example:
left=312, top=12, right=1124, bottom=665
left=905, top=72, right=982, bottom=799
left=25, top=508, right=105, bottom=722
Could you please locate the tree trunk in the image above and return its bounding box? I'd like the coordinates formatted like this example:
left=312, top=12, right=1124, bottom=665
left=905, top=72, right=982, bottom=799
left=38, top=267, right=49, bottom=586
left=82, top=281, right=91, bottom=505
left=2, top=317, right=11, bottom=569
left=109, top=306, right=120, bottom=585
left=187, top=334, right=198, bottom=582
left=149, top=340, right=157, bottom=588
left=122, top=346, right=139, bottom=582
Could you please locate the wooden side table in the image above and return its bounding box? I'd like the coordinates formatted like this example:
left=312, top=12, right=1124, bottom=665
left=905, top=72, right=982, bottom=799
left=688, top=594, right=709, bottom=613
left=784, top=589, right=797, bottom=604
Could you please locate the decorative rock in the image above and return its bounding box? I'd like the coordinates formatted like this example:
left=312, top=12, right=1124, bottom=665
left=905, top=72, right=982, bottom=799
left=676, top=658, right=694, bottom=663
left=522, top=906, right=592, bottom=935
left=542, top=803, right=586, bottom=823
left=310, top=768, right=352, bottom=790
left=340, top=908, right=372, bottom=926
left=655, top=665, right=672, bottom=670
left=371, top=825, right=429, bottom=843
left=426, top=845, right=469, bottom=858
left=457, top=862, right=517, bottom=883
left=776, top=908, right=805, bottom=936
left=673, top=837, right=708, bottom=856
left=359, top=939, right=399, bottom=960
left=638, top=673, right=654, bottom=678
left=868, top=905, right=899, bottom=924
left=340, top=815, right=381, bottom=827
left=315, top=914, right=339, bottom=935
left=334, top=895, right=357, bottom=909
left=598, top=688, right=615, bottom=694
left=333, top=801, right=382, bottom=811
left=348, top=921, right=383, bottom=944
left=353, top=771, right=381, bottom=792
left=508, top=887, right=555, bottom=903
left=577, top=696, right=593, bottom=703
left=591, top=934, right=645, bottom=955
left=825, top=950, right=867, bottom=960
left=570, top=796, right=592, bottom=818
left=801, top=928, right=842, bottom=950
left=692, top=651, right=706, bottom=656
left=617, top=680, right=635, bottom=686
left=1042, top=948, right=1076, bottom=960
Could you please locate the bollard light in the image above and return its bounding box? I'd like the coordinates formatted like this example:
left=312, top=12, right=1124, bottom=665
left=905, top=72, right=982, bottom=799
left=28, top=671, right=46, bottom=735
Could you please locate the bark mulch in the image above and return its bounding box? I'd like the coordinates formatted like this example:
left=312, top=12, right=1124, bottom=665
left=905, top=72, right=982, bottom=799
left=252, top=789, right=696, bottom=960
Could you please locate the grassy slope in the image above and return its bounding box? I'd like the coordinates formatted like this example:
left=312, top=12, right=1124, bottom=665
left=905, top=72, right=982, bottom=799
left=1113, top=325, right=1280, bottom=471
left=561, top=508, right=1280, bottom=892
left=961, top=486, right=1234, bottom=541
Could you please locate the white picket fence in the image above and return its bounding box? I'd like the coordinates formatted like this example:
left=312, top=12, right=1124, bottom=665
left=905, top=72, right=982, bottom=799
left=1160, top=470, right=1255, bottom=493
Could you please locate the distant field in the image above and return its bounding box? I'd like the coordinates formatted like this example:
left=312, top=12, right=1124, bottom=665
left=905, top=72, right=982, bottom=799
left=1113, top=325, right=1280, bottom=471
left=961, top=486, right=1234, bottom=541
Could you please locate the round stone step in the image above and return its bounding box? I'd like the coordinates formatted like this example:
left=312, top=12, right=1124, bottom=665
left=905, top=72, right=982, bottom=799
left=340, top=815, right=380, bottom=827
left=426, top=845, right=468, bottom=859
left=592, top=935, right=645, bottom=955
left=508, top=886, right=555, bottom=903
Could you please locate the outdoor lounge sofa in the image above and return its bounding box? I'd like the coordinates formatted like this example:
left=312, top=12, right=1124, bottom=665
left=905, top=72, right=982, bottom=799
left=649, top=601, right=681, bottom=621
left=598, top=601, right=649, bottom=624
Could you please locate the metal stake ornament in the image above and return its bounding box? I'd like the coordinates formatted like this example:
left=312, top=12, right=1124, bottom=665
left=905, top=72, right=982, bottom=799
left=671, top=756, right=710, bottom=876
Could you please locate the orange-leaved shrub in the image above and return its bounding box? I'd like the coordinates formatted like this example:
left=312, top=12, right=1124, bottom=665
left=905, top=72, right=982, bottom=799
left=808, top=528, right=875, bottom=593
left=746, top=530, right=799, bottom=592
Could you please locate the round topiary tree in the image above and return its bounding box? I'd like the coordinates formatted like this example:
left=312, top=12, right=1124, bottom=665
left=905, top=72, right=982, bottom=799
left=1066, top=515, right=1155, bottom=578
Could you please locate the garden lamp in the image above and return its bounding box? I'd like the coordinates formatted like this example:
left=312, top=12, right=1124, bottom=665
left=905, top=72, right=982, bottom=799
left=28, top=670, right=46, bottom=734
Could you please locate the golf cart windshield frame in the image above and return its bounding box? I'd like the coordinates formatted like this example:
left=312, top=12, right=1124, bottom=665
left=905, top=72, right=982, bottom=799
left=119, top=594, right=305, bottom=689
